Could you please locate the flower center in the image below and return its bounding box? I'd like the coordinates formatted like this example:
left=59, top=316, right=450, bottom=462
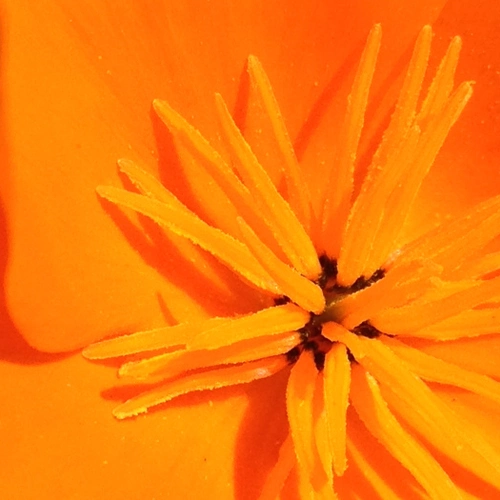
left=286, top=255, right=385, bottom=370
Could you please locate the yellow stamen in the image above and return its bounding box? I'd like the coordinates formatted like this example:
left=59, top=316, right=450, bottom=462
left=350, top=364, right=462, bottom=500
left=113, top=355, right=287, bottom=419
left=313, top=372, right=336, bottom=493
left=118, top=332, right=300, bottom=381
left=321, top=24, right=382, bottom=257
left=347, top=435, right=403, bottom=500
left=188, top=303, right=309, bottom=351
left=326, top=324, right=500, bottom=490
left=337, top=125, right=421, bottom=286
left=82, top=317, right=228, bottom=359
left=396, top=195, right=500, bottom=278
left=380, top=25, right=432, bottom=154
left=409, top=307, right=500, bottom=340
left=337, top=25, right=432, bottom=285
left=332, top=260, right=441, bottom=329
left=97, top=185, right=280, bottom=295
left=366, top=81, right=473, bottom=274
left=247, top=55, right=312, bottom=231
left=152, top=99, right=286, bottom=258
left=381, top=380, right=500, bottom=491
left=452, top=250, right=500, bottom=280
left=85, top=23, right=496, bottom=498
left=372, top=275, right=500, bottom=336
left=382, top=337, right=500, bottom=404
left=417, top=36, right=462, bottom=126
left=286, top=352, right=335, bottom=498
left=323, top=343, right=351, bottom=476
left=236, top=216, right=325, bottom=313
left=413, top=334, right=500, bottom=378
left=215, top=92, right=321, bottom=279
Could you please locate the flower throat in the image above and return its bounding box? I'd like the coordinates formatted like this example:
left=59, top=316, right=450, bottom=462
left=285, top=255, right=385, bottom=370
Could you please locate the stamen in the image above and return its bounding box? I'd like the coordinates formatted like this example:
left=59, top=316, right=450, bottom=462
left=346, top=435, right=403, bottom=500
left=187, top=303, right=309, bottom=351
left=113, top=355, right=287, bottom=419
left=326, top=324, right=500, bottom=490
left=118, top=332, right=300, bottom=381
left=372, top=275, right=500, bottom=336
left=350, top=364, right=462, bottom=499
left=409, top=307, right=500, bottom=340
left=286, top=352, right=334, bottom=498
left=313, top=372, right=336, bottom=493
left=337, top=125, right=421, bottom=286
left=215, top=93, right=321, bottom=279
left=396, top=195, right=500, bottom=278
left=331, top=260, right=441, bottom=329
left=323, top=343, right=351, bottom=476
left=417, top=36, right=462, bottom=126
left=380, top=25, right=432, bottom=154
left=381, top=380, right=500, bottom=491
left=85, top=23, right=494, bottom=499
left=97, top=186, right=281, bottom=295
left=382, top=337, right=500, bottom=404
left=413, top=335, right=500, bottom=378
left=321, top=24, right=382, bottom=257
left=117, top=158, right=173, bottom=201
left=452, top=250, right=500, bottom=280
left=367, top=80, right=474, bottom=273
left=247, top=55, right=312, bottom=230
left=152, top=99, right=286, bottom=259
left=337, top=25, right=432, bottom=286
left=236, top=216, right=325, bottom=313
left=82, top=317, right=229, bottom=359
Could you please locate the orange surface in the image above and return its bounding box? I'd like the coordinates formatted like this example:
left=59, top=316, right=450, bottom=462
left=1, top=0, right=500, bottom=498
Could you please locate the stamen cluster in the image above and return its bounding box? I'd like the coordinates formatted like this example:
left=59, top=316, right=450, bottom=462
left=84, top=25, right=500, bottom=499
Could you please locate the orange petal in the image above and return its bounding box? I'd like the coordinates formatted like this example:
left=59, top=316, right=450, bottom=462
left=2, top=0, right=453, bottom=353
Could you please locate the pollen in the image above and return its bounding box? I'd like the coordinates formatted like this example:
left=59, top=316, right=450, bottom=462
left=84, top=25, right=500, bottom=498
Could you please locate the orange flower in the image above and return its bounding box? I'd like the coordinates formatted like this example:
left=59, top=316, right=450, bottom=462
left=2, top=1, right=500, bottom=499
